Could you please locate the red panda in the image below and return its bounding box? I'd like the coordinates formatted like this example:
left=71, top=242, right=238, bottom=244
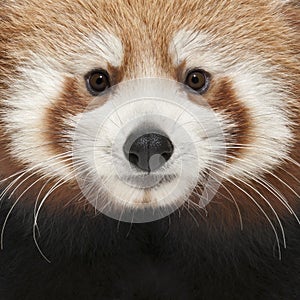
left=0, top=0, right=299, bottom=299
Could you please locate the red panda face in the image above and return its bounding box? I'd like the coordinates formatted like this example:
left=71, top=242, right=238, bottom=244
left=0, top=0, right=299, bottom=227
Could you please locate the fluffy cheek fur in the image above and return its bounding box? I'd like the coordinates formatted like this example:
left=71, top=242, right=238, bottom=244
left=0, top=0, right=299, bottom=230
left=0, top=49, right=297, bottom=220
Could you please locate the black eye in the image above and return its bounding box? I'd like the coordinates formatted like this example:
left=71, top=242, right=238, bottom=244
left=185, top=69, right=210, bottom=94
left=86, top=70, right=110, bottom=95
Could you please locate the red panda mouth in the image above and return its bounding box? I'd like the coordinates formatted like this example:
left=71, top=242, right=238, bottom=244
left=118, top=174, right=178, bottom=189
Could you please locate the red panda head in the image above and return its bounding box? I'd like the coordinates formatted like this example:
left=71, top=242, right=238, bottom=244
left=0, top=0, right=299, bottom=235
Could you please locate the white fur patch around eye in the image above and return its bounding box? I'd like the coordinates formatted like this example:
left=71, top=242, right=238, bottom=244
left=2, top=31, right=123, bottom=178
left=169, top=29, right=209, bottom=66
left=2, top=59, right=71, bottom=178
left=169, top=29, right=294, bottom=180
left=72, top=32, right=124, bottom=74
left=169, top=29, right=240, bottom=75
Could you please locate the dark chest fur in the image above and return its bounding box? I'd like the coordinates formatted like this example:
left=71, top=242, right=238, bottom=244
left=0, top=197, right=299, bottom=300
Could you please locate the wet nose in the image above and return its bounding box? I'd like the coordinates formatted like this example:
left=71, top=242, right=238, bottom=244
left=124, top=132, right=174, bottom=173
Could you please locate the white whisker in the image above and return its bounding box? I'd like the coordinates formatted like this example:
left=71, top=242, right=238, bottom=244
left=208, top=164, right=284, bottom=259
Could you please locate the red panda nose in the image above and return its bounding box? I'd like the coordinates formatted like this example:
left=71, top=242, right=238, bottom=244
left=123, top=133, right=174, bottom=173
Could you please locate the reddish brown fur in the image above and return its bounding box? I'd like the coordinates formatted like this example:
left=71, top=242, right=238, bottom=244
left=0, top=0, right=299, bottom=231
left=188, top=77, right=253, bottom=161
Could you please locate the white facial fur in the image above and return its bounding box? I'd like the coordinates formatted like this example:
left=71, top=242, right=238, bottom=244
left=2, top=55, right=69, bottom=178
left=2, top=29, right=294, bottom=213
left=2, top=32, right=124, bottom=179
left=73, top=32, right=124, bottom=73
left=170, top=29, right=294, bottom=179
left=72, top=78, right=226, bottom=213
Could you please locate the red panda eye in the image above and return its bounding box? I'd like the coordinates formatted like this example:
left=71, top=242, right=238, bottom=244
left=185, top=69, right=210, bottom=94
left=86, top=70, right=111, bottom=95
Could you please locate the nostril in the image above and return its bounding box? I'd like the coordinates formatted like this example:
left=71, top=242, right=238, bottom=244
left=129, top=153, right=139, bottom=165
left=161, top=151, right=172, bottom=162
left=123, top=131, right=174, bottom=172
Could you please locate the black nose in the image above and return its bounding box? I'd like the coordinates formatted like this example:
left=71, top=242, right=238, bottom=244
left=124, top=132, right=174, bottom=172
